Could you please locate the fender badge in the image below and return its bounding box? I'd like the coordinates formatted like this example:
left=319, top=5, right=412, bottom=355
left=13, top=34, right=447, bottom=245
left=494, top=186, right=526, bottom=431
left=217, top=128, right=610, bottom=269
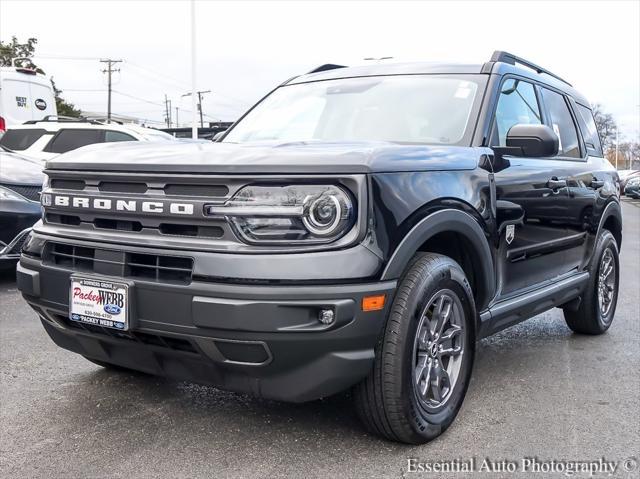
left=506, top=224, right=515, bottom=245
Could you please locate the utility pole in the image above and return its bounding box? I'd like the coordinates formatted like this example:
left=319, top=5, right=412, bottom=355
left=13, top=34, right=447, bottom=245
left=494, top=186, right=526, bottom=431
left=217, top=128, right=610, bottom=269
left=100, top=59, right=122, bottom=123
left=197, top=90, right=210, bottom=128
left=175, top=107, right=179, bottom=128
left=182, top=89, right=211, bottom=129
left=164, top=95, right=172, bottom=128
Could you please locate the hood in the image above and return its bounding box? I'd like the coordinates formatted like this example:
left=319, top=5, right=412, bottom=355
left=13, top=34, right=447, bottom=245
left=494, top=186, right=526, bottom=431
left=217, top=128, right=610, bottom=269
left=45, top=140, right=482, bottom=174
left=0, top=150, right=45, bottom=185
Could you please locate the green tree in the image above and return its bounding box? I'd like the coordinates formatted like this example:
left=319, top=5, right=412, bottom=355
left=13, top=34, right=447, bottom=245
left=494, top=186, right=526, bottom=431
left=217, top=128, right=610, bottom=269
left=0, top=36, right=41, bottom=71
left=0, top=36, right=81, bottom=117
left=51, top=78, right=82, bottom=117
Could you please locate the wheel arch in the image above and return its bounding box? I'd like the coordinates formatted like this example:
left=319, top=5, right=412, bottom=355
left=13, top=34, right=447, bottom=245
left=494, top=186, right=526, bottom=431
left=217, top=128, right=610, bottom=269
left=598, top=200, right=622, bottom=249
left=380, top=208, right=495, bottom=311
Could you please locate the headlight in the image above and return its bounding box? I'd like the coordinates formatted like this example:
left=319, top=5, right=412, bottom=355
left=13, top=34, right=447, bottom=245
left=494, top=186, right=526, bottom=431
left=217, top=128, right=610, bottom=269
left=206, top=184, right=355, bottom=244
left=0, top=186, right=27, bottom=201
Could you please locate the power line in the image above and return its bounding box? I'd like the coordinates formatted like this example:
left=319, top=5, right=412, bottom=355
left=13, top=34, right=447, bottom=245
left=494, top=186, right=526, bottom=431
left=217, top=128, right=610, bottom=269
left=62, top=89, right=108, bottom=92
left=33, top=54, right=103, bottom=61
left=112, top=90, right=164, bottom=107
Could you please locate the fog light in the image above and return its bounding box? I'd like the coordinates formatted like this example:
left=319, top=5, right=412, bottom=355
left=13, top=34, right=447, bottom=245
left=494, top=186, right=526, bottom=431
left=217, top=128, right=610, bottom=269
left=318, top=309, right=335, bottom=325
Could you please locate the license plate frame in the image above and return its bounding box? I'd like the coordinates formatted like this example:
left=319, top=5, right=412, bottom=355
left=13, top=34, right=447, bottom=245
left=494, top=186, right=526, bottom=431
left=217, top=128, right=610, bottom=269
left=69, top=275, right=130, bottom=331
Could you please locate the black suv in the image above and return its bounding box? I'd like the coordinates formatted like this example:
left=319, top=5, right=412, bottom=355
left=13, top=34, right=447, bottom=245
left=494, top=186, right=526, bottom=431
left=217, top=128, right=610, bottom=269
left=17, top=52, right=622, bottom=444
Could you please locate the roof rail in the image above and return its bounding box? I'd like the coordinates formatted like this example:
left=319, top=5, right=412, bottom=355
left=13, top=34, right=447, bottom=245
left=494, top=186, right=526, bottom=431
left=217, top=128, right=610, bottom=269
left=307, top=64, right=347, bottom=74
left=488, top=51, right=572, bottom=86
left=22, top=115, right=103, bottom=125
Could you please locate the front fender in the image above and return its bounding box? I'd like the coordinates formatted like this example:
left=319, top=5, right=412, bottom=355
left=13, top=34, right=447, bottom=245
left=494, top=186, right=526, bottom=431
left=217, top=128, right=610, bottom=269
left=379, top=208, right=495, bottom=310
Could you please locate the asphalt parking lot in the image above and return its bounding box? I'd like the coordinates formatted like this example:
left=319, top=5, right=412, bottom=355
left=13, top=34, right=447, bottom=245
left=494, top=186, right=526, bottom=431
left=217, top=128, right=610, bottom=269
left=1, top=200, right=638, bottom=479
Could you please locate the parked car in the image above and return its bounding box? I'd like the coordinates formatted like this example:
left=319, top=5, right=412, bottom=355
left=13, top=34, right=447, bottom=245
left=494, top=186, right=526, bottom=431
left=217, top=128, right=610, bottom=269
left=0, top=65, right=57, bottom=133
left=0, top=146, right=43, bottom=268
left=624, top=175, right=640, bottom=198
left=17, top=51, right=622, bottom=444
left=0, top=116, right=175, bottom=162
left=619, top=169, right=639, bottom=196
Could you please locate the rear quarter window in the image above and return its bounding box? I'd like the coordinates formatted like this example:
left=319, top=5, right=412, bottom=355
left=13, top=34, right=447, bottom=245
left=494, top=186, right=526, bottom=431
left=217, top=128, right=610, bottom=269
left=0, top=129, right=48, bottom=151
left=104, top=130, right=136, bottom=142
left=575, top=104, right=603, bottom=157
left=44, top=129, right=104, bottom=154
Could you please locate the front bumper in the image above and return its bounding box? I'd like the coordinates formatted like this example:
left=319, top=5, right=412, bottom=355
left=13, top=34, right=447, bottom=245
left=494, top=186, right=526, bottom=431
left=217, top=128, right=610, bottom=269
left=0, top=200, right=41, bottom=263
left=624, top=184, right=640, bottom=198
left=18, top=243, right=395, bottom=402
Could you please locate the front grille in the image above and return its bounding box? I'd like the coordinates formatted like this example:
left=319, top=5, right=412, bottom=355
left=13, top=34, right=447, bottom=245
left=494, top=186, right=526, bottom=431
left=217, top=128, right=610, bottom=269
left=1, top=228, right=32, bottom=256
left=1, top=183, right=40, bottom=202
left=10, top=230, right=31, bottom=255
left=50, top=178, right=229, bottom=197
left=44, top=242, right=193, bottom=284
left=45, top=214, right=224, bottom=238
left=56, top=314, right=198, bottom=353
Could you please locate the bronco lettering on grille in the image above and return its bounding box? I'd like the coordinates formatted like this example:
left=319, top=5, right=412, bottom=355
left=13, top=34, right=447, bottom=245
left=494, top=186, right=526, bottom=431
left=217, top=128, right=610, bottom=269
left=43, top=194, right=195, bottom=216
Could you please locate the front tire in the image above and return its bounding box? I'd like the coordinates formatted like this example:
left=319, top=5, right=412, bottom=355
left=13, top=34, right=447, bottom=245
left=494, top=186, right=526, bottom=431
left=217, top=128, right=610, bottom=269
left=563, top=229, right=619, bottom=334
left=354, top=253, right=476, bottom=444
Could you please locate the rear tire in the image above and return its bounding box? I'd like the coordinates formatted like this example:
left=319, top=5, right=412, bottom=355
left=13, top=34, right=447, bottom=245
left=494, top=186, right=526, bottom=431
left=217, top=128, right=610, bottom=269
left=354, top=253, right=476, bottom=444
left=563, top=229, right=619, bottom=335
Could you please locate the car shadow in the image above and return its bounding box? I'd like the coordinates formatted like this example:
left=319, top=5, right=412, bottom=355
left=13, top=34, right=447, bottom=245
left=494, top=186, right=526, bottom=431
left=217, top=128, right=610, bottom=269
left=44, top=309, right=605, bottom=454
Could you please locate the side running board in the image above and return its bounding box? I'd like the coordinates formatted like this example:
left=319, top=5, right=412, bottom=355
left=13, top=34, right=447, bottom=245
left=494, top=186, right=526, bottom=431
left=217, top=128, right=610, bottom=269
left=478, top=272, right=590, bottom=338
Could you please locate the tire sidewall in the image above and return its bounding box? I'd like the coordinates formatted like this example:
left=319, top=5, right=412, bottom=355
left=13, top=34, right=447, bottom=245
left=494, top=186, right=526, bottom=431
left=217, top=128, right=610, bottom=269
left=399, top=260, right=476, bottom=438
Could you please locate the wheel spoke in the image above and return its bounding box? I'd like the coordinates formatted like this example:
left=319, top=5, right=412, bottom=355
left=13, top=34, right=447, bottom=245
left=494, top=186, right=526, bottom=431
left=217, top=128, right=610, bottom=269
left=440, top=325, right=461, bottom=343
left=434, top=296, right=452, bottom=337
left=421, top=362, right=432, bottom=397
left=440, top=345, right=462, bottom=358
left=417, top=322, right=431, bottom=350
left=414, top=353, right=428, bottom=385
left=430, top=363, right=443, bottom=402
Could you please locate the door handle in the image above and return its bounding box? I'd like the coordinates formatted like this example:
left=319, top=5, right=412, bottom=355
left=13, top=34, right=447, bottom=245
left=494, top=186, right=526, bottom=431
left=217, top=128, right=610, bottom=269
left=546, top=178, right=567, bottom=189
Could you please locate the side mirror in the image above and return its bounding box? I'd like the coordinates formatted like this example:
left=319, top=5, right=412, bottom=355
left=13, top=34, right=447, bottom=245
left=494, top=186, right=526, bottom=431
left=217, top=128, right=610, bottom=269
left=506, top=124, right=559, bottom=157
left=212, top=131, right=225, bottom=142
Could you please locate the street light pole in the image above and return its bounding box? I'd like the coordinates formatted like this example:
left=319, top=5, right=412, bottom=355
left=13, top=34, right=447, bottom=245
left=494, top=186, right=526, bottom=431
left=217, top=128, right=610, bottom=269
left=190, top=0, right=197, bottom=139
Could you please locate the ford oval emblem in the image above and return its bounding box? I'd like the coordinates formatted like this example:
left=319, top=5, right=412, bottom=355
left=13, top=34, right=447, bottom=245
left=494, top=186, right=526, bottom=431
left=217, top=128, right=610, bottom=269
left=35, top=98, right=47, bottom=110
left=104, top=303, right=121, bottom=315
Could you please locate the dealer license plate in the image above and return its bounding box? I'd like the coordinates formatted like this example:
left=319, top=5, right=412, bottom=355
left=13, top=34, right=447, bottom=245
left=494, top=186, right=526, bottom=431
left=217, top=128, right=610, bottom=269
left=69, top=276, right=129, bottom=330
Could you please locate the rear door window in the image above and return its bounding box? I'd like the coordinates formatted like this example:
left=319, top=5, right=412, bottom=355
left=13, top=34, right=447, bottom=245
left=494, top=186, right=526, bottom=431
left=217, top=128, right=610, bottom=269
left=574, top=104, right=603, bottom=157
left=44, top=129, right=105, bottom=154
left=540, top=88, right=581, bottom=158
left=104, top=130, right=136, bottom=142
left=0, top=128, right=48, bottom=150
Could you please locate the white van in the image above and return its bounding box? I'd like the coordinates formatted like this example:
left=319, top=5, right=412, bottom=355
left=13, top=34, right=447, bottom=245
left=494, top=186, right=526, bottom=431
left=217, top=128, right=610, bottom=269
left=0, top=66, right=57, bottom=132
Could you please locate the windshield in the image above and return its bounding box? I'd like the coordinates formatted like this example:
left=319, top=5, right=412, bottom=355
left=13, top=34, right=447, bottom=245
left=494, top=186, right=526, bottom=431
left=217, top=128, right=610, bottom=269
left=224, top=75, right=484, bottom=145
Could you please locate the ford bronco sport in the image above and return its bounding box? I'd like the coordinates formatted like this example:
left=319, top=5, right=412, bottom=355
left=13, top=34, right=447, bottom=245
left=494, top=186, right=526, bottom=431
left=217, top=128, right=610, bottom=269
left=17, top=51, right=622, bottom=444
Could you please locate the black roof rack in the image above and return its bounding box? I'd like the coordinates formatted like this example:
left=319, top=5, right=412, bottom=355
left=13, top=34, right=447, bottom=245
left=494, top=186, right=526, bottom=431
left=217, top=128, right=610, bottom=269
left=22, top=115, right=103, bottom=125
left=307, top=64, right=347, bottom=74
left=489, top=51, right=572, bottom=86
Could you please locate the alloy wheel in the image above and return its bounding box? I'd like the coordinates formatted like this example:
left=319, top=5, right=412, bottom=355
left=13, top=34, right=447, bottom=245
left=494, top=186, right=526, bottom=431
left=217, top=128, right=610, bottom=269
left=412, top=289, right=466, bottom=412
